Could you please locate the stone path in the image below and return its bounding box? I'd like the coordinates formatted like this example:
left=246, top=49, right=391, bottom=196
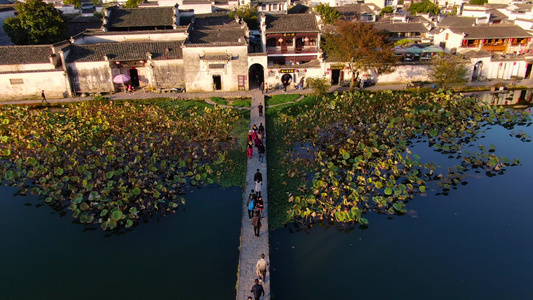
left=236, top=90, right=270, bottom=300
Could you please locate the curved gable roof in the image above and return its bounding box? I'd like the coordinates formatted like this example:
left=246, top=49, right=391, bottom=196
left=65, top=40, right=183, bottom=63
left=266, top=14, right=319, bottom=33
left=106, top=7, right=175, bottom=28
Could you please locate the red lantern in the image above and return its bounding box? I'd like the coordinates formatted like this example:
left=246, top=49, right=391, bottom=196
left=482, top=39, right=485, bottom=43
left=514, top=62, right=517, bottom=65
left=115, top=61, right=121, bottom=64
left=500, top=62, right=503, bottom=66
left=278, top=38, right=283, bottom=44
left=304, top=69, right=307, bottom=72
left=304, top=37, right=310, bottom=43
left=327, top=68, right=330, bottom=71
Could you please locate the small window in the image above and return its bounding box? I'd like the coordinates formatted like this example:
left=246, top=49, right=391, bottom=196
left=267, top=38, right=277, bottom=47
left=9, top=78, right=24, bottom=85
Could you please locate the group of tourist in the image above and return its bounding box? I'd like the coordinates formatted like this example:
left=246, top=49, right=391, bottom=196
left=246, top=101, right=269, bottom=300
left=247, top=123, right=265, bottom=162
left=248, top=169, right=264, bottom=236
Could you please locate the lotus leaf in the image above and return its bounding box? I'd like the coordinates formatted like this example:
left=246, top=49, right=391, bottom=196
left=111, top=210, right=123, bottom=221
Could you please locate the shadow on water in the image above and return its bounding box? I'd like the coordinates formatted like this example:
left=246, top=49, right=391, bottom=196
left=0, top=185, right=242, bottom=300
left=271, top=124, right=533, bottom=300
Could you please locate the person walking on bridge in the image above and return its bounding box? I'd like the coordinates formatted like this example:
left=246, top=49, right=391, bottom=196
left=250, top=278, right=265, bottom=300
left=256, top=254, right=269, bottom=283
left=254, top=169, right=263, bottom=197
left=258, top=103, right=263, bottom=117
left=251, top=211, right=262, bottom=237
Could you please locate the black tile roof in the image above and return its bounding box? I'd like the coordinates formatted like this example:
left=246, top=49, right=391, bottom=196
left=65, top=40, right=183, bottom=63
left=187, top=13, right=247, bottom=45
left=334, top=4, right=374, bottom=15
left=0, top=45, right=53, bottom=65
left=188, top=28, right=246, bottom=44
left=450, top=24, right=532, bottom=39
left=288, top=3, right=310, bottom=14
left=266, top=13, right=319, bottom=33
left=105, top=6, right=175, bottom=29
left=182, top=0, right=211, bottom=4
left=373, top=22, right=429, bottom=33
left=438, top=16, right=476, bottom=28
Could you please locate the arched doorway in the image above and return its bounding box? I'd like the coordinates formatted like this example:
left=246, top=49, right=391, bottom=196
left=472, top=61, right=483, bottom=81
left=248, top=64, right=264, bottom=90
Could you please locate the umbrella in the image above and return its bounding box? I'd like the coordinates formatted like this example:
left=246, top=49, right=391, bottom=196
left=113, top=74, right=131, bottom=84
left=421, top=46, right=443, bottom=53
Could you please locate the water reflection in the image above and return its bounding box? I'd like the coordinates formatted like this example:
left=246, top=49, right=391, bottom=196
left=0, top=185, right=242, bottom=299
left=470, top=89, right=533, bottom=107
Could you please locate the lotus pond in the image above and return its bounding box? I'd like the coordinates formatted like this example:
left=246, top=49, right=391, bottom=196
left=0, top=184, right=242, bottom=299
left=0, top=99, right=247, bottom=231
left=267, top=90, right=533, bottom=298
left=270, top=123, right=533, bottom=299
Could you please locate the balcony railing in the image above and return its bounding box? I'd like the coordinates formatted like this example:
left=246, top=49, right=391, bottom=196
left=481, top=44, right=508, bottom=52
left=266, top=47, right=318, bottom=55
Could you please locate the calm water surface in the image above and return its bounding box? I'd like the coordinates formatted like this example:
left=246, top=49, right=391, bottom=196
left=0, top=185, right=242, bottom=300
left=271, top=124, right=533, bottom=299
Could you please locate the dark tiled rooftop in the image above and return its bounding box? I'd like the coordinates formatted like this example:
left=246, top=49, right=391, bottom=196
left=450, top=24, right=532, bottom=39
left=0, top=45, right=53, bottom=65
left=65, top=40, right=183, bottom=63
left=373, top=22, right=429, bottom=33
left=266, top=14, right=319, bottom=33
left=187, top=13, right=246, bottom=45
left=182, top=0, right=211, bottom=4
left=106, top=6, right=175, bottom=28
left=334, top=4, right=374, bottom=15
left=438, top=16, right=476, bottom=27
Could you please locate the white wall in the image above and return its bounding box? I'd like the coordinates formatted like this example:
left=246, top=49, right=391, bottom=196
left=0, top=70, right=69, bottom=100
left=182, top=45, right=249, bottom=92
left=433, top=28, right=464, bottom=53
left=73, top=32, right=188, bottom=44
left=0, top=63, right=56, bottom=73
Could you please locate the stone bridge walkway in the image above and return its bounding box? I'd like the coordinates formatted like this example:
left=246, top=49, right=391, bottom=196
left=236, top=90, right=270, bottom=300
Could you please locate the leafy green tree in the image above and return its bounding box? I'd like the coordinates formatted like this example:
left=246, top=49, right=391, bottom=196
left=469, top=0, right=488, bottom=4
left=428, top=53, right=470, bottom=89
left=408, top=0, right=439, bottom=15
left=394, top=39, right=414, bottom=46
left=124, top=0, right=143, bottom=8
left=3, top=0, right=67, bottom=45
left=63, top=0, right=81, bottom=8
left=313, top=4, right=341, bottom=25
left=307, top=77, right=331, bottom=99
left=322, top=21, right=398, bottom=90
left=229, top=5, right=258, bottom=29
left=379, top=6, right=394, bottom=16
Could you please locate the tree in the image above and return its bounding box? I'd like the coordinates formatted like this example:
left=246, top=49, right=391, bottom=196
left=428, top=53, right=470, bottom=89
left=307, top=77, right=331, bottom=99
left=379, top=6, right=394, bottom=16
left=408, top=0, right=439, bottom=15
left=469, top=0, right=488, bottom=4
left=394, top=39, right=414, bottom=46
left=3, top=0, right=67, bottom=45
left=322, top=21, right=398, bottom=90
left=63, top=0, right=81, bottom=8
left=313, top=4, right=341, bottom=25
left=124, top=0, right=143, bottom=8
left=229, top=5, right=258, bottom=30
